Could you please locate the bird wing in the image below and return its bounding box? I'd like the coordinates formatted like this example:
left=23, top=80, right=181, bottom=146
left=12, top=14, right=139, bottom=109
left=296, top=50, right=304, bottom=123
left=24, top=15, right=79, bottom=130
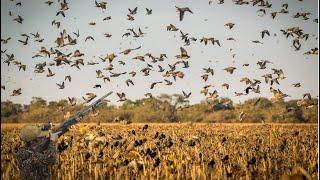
left=133, top=7, right=138, bottom=13
left=215, top=40, right=221, bottom=47
left=180, top=47, right=187, bottom=56
left=182, top=91, right=186, bottom=96
left=266, top=31, right=270, bottom=36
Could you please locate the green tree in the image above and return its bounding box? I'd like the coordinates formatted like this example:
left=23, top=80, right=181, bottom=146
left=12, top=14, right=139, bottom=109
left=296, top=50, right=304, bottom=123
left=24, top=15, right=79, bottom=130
left=30, top=97, right=47, bottom=109
left=48, top=101, right=59, bottom=109
left=1, top=101, right=22, bottom=118
left=157, top=93, right=189, bottom=122
left=121, top=100, right=136, bottom=110
left=57, top=99, right=68, bottom=107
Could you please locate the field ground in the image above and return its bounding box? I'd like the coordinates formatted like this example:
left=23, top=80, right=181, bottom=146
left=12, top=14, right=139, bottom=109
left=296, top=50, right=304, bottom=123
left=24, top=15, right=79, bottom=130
left=1, top=123, right=318, bottom=179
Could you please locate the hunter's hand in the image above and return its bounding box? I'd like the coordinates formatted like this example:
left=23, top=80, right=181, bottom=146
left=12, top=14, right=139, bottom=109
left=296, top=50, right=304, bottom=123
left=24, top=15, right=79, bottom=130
left=50, top=131, right=61, bottom=142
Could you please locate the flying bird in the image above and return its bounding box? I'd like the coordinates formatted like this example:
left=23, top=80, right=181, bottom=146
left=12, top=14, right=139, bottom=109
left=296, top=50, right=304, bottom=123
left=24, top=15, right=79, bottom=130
left=292, top=83, right=301, bottom=87
left=235, top=92, right=245, bottom=96
left=175, top=6, right=193, bottom=21
left=166, top=24, right=179, bottom=31
left=119, top=46, right=141, bottom=55
left=225, top=22, right=235, bottom=29
left=224, top=67, right=236, bottom=74
left=95, top=1, right=107, bottom=10
left=56, top=11, right=65, bottom=17
left=83, top=93, right=97, bottom=103
left=127, top=14, right=134, bottom=21
left=201, top=85, right=212, bottom=96
left=45, top=1, right=53, bottom=6
left=18, top=64, right=26, bottom=71
left=257, top=9, right=266, bottom=16
left=303, top=93, right=312, bottom=100
left=1, top=37, right=11, bottom=44
left=117, top=92, right=127, bottom=102
left=251, top=40, right=263, bottom=44
left=182, top=91, right=192, bottom=98
left=46, top=68, right=55, bottom=77
left=261, top=30, right=270, bottom=39
left=257, top=60, right=272, bottom=69
left=164, top=79, right=173, bottom=85
left=145, top=93, right=153, bottom=98
left=93, top=84, right=102, bottom=88
left=103, top=16, right=111, bottom=21
left=128, top=7, right=138, bottom=15
left=85, top=36, right=94, bottom=42
left=73, top=30, right=80, bottom=38
left=68, top=97, right=76, bottom=106
left=18, top=37, right=29, bottom=45
left=104, top=33, right=112, bottom=38
left=150, top=81, right=162, bottom=89
left=175, top=47, right=190, bottom=59
left=11, top=88, right=22, bottom=96
left=65, top=75, right=71, bottom=82
left=56, top=82, right=65, bottom=89
left=125, top=79, right=134, bottom=86
left=221, top=83, right=230, bottom=89
left=13, top=15, right=24, bottom=23
left=146, top=8, right=152, bottom=15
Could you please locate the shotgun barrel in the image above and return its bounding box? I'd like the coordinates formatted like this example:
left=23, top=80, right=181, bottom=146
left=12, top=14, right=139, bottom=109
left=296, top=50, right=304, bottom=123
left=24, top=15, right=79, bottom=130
left=53, top=91, right=113, bottom=136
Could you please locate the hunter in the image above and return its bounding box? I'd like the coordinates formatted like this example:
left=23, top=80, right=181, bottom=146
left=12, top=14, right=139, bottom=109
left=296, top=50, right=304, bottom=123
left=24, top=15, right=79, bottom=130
left=16, top=92, right=112, bottom=180
left=16, top=125, right=61, bottom=180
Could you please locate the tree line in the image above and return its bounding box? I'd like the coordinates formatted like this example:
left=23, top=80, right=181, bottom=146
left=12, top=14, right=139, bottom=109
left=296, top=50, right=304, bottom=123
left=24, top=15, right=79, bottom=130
left=1, top=94, right=318, bottom=123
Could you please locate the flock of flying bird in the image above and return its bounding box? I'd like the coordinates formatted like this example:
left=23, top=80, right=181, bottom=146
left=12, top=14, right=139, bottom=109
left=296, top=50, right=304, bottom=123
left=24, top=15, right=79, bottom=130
left=1, top=0, right=318, bottom=120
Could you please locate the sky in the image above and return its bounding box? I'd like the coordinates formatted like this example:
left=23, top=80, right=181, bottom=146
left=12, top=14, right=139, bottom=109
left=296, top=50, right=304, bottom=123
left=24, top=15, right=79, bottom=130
left=1, top=0, right=318, bottom=106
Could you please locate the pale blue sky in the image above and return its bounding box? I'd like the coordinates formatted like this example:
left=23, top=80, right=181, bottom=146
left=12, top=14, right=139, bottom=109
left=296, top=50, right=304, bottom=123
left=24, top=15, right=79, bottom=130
left=1, top=0, right=318, bottom=105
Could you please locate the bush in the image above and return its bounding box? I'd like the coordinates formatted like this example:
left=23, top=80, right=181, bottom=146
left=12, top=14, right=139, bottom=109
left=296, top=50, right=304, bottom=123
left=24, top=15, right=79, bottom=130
left=271, top=114, right=285, bottom=122
left=1, top=101, right=22, bottom=118
left=1, top=96, right=318, bottom=123
left=245, top=111, right=265, bottom=123
left=119, top=111, right=133, bottom=121
left=204, top=110, right=236, bottom=123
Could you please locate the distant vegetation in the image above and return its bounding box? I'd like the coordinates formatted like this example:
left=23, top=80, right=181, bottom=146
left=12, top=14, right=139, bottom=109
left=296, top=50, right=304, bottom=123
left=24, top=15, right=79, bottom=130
left=1, top=95, right=318, bottom=123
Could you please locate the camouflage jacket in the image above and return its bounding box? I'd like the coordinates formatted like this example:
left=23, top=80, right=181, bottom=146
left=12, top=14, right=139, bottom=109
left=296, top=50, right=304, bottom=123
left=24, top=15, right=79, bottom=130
left=16, top=141, right=57, bottom=180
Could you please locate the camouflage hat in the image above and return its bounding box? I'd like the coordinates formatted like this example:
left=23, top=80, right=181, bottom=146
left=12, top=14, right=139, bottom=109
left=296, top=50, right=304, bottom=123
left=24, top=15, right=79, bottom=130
left=20, top=125, right=50, bottom=142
